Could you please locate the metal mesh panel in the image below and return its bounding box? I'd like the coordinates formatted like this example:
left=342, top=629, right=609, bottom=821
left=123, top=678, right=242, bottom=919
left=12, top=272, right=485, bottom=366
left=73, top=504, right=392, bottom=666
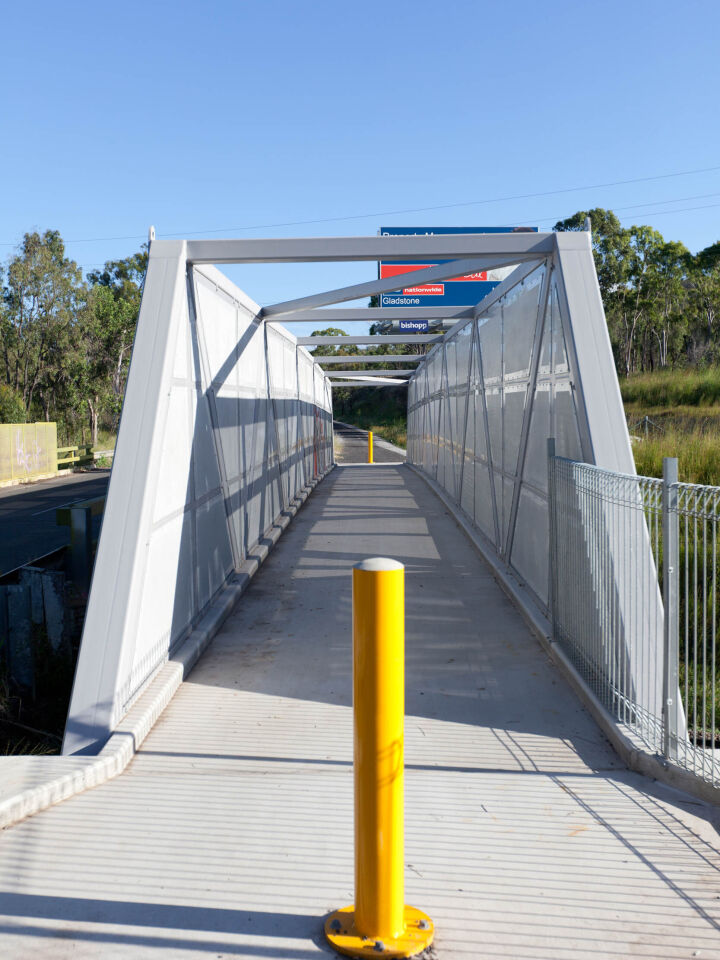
left=675, top=482, right=720, bottom=783
left=407, top=262, right=553, bottom=600
left=65, top=254, right=333, bottom=753
left=549, top=458, right=664, bottom=750
left=549, top=458, right=720, bottom=788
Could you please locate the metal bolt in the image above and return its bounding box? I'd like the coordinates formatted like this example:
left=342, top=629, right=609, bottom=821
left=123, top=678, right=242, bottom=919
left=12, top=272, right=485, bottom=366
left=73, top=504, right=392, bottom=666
left=418, top=919, right=430, bottom=930
left=374, top=941, right=386, bottom=952
left=330, top=919, right=341, bottom=932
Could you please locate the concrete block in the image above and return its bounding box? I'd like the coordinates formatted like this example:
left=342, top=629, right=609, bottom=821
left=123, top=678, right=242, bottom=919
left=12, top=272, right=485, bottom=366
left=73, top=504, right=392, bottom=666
left=5, top=584, right=33, bottom=689
left=42, top=571, right=67, bottom=651
left=18, top=567, right=45, bottom=624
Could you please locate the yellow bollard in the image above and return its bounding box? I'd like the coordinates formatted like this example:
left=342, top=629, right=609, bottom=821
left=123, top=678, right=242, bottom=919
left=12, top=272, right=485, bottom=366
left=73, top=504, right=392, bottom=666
left=325, top=558, right=434, bottom=958
left=368, top=431, right=374, bottom=464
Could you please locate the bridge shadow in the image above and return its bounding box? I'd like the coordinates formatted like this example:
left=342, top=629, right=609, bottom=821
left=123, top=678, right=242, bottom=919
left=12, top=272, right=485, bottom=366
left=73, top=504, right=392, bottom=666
left=179, top=462, right=621, bottom=766
left=0, top=894, right=336, bottom=957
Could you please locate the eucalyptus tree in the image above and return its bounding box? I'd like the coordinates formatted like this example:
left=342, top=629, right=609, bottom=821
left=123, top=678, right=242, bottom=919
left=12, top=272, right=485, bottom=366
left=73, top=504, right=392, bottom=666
left=2, top=231, right=83, bottom=416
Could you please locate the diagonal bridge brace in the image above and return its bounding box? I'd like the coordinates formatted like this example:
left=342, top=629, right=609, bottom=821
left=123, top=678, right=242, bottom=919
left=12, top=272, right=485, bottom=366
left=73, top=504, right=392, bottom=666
left=260, top=256, right=529, bottom=319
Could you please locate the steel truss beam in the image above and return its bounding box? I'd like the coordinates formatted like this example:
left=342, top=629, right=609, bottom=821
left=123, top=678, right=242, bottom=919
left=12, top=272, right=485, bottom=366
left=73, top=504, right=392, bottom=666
left=184, top=233, right=556, bottom=264
left=262, top=257, right=524, bottom=319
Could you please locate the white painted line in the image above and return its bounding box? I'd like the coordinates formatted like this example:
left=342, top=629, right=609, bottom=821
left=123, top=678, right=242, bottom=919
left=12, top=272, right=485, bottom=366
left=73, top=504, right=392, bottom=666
left=32, top=498, right=86, bottom=517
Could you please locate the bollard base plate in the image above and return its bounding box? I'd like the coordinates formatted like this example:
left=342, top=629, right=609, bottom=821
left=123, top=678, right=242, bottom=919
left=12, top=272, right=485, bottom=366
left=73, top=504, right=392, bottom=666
left=324, top=904, right=434, bottom=958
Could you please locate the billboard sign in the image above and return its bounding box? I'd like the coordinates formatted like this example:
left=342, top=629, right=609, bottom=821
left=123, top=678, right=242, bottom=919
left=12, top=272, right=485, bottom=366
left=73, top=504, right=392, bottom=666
left=379, top=226, right=538, bottom=309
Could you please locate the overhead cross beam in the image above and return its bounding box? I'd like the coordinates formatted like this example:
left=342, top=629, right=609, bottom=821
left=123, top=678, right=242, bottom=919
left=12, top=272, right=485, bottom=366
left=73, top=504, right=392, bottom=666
left=266, top=307, right=473, bottom=323
left=185, top=233, right=555, bottom=264
left=317, top=355, right=422, bottom=364
left=329, top=379, right=409, bottom=387
left=327, top=369, right=414, bottom=378
left=299, top=335, right=441, bottom=346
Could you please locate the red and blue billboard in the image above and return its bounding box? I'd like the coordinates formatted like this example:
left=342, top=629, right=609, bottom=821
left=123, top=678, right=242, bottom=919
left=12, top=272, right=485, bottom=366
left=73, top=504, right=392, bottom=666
left=379, top=226, right=538, bottom=311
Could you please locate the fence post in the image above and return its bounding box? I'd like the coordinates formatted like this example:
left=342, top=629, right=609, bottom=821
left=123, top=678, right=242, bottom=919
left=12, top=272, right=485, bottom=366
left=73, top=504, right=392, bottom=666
left=662, top=457, right=679, bottom=761
left=547, top=437, right=557, bottom=641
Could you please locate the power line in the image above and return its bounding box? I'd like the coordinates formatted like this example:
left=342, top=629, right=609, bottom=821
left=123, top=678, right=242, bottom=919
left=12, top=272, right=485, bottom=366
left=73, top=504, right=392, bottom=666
left=1, top=162, right=719, bottom=247
left=161, top=165, right=720, bottom=237
left=63, top=199, right=720, bottom=271
left=536, top=196, right=720, bottom=227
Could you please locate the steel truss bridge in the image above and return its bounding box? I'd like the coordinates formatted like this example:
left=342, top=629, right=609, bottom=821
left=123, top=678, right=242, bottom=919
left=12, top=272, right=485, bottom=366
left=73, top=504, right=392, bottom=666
left=0, top=230, right=718, bottom=959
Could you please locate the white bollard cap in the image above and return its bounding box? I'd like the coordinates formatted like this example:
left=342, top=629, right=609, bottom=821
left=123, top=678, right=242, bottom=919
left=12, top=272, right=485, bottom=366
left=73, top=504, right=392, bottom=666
left=354, top=558, right=404, bottom=572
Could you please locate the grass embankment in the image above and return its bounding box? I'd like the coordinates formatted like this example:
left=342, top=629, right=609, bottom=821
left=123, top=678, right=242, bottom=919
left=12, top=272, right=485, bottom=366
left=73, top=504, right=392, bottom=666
left=340, top=413, right=407, bottom=449
left=622, top=368, right=720, bottom=484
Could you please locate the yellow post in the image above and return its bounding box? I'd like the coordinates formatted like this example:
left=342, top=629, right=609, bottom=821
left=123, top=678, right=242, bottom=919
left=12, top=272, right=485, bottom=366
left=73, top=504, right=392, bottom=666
left=367, top=431, right=374, bottom=464
left=325, top=558, right=434, bottom=958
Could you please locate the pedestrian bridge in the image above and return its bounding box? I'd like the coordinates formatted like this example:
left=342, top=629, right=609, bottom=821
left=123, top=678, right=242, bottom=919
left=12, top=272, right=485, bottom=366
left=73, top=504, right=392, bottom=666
left=0, top=232, right=718, bottom=959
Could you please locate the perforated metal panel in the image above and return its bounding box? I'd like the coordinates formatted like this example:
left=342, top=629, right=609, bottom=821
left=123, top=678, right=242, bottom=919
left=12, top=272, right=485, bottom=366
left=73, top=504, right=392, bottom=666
left=64, top=247, right=332, bottom=755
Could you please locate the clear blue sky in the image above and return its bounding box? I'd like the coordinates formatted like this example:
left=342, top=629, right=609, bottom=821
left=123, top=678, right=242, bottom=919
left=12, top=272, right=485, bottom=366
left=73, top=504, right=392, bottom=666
left=2, top=0, right=719, bottom=337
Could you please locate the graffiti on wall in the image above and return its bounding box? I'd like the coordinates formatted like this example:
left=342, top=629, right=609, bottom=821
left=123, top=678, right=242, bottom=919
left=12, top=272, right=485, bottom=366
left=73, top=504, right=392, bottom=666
left=0, top=423, right=57, bottom=483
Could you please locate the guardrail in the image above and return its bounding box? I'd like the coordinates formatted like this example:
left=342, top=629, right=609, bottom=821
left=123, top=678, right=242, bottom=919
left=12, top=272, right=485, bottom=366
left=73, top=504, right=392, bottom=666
left=57, top=446, right=114, bottom=469
left=57, top=445, right=93, bottom=469
left=549, top=451, right=720, bottom=789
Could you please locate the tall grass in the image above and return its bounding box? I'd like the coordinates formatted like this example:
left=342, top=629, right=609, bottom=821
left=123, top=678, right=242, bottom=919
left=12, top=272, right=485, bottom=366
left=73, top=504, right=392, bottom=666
left=341, top=413, right=407, bottom=449
left=622, top=367, right=720, bottom=484
left=631, top=424, right=720, bottom=485
left=621, top=367, right=720, bottom=408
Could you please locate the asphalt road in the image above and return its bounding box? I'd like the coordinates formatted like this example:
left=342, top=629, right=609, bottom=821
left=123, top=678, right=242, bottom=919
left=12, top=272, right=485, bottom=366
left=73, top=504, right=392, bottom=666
left=333, top=420, right=406, bottom=464
left=0, top=471, right=110, bottom=576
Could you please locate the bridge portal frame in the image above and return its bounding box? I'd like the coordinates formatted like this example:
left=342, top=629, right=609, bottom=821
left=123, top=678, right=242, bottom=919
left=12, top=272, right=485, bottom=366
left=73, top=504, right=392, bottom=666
left=64, top=228, right=641, bottom=757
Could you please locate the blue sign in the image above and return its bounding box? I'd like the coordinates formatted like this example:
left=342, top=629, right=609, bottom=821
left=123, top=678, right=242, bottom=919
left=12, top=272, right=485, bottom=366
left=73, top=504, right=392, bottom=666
left=379, top=226, right=538, bottom=309
left=398, top=319, right=429, bottom=332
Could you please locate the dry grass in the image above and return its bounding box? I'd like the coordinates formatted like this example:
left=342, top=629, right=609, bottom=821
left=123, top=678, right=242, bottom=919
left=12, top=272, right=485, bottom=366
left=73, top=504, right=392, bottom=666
left=628, top=412, right=720, bottom=484
left=622, top=369, right=720, bottom=484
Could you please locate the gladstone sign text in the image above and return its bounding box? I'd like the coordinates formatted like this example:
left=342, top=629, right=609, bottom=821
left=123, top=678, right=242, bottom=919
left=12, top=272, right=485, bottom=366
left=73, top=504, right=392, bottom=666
left=379, top=226, right=538, bottom=310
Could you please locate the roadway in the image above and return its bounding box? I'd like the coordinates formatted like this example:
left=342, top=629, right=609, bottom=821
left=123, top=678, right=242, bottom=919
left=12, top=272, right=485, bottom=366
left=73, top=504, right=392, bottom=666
left=0, top=471, right=110, bottom=575
left=333, top=420, right=405, bottom=464
left=0, top=463, right=718, bottom=958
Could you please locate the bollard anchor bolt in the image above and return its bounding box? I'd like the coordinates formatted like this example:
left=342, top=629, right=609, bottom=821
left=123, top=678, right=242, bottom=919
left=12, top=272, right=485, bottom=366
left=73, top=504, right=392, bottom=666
left=325, top=904, right=434, bottom=957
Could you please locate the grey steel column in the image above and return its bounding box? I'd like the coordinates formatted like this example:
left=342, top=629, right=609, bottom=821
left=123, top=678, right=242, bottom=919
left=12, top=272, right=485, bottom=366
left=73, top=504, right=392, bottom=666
left=70, top=505, right=93, bottom=595
left=547, top=437, right=557, bottom=636
left=662, top=456, right=680, bottom=760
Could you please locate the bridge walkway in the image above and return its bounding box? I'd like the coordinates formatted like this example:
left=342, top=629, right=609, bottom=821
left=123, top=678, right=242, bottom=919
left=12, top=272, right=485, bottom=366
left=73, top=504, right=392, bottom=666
left=0, top=464, right=719, bottom=958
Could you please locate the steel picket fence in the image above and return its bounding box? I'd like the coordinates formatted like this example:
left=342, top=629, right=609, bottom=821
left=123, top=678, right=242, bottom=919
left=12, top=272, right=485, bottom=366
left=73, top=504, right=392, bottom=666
left=549, top=452, right=720, bottom=787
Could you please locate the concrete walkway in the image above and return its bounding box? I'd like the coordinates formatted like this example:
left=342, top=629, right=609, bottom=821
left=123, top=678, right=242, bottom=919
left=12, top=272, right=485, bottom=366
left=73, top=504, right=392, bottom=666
left=1, top=464, right=719, bottom=959
left=333, top=421, right=406, bottom=464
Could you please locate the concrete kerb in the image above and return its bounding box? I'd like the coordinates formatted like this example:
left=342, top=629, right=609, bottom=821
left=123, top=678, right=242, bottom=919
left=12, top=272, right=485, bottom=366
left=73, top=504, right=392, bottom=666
left=0, top=464, right=335, bottom=831
left=407, top=462, right=720, bottom=808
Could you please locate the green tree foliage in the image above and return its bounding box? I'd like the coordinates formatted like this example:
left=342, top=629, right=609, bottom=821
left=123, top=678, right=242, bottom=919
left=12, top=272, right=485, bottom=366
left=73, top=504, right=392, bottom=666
left=2, top=231, right=82, bottom=418
left=0, top=384, right=26, bottom=423
left=307, top=327, right=359, bottom=357
left=1, top=231, right=146, bottom=443
left=554, top=210, right=720, bottom=374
